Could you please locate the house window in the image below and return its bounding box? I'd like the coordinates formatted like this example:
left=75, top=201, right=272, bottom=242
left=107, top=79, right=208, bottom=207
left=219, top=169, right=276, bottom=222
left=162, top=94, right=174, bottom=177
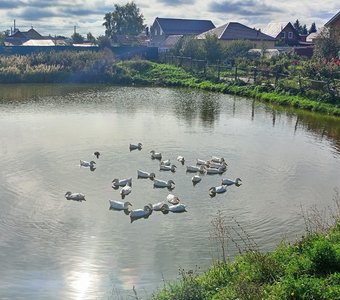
left=282, top=31, right=286, bottom=38
left=288, top=32, right=293, bottom=39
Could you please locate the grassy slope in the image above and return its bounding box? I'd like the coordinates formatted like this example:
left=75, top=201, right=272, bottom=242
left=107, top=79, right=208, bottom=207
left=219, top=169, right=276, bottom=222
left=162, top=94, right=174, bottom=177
left=151, top=223, right=340, bottom=300
left=117, top=60, right=340, bottom=117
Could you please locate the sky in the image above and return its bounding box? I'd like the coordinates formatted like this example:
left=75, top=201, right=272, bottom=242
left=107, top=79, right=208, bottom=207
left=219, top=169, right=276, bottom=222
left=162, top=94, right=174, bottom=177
left=0, top=0, right=339, bottom=37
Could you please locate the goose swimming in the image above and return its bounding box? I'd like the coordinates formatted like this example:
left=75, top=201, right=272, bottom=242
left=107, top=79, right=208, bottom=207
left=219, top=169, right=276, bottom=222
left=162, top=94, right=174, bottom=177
left=109, top=200, right=132, bottom=210
left=206, top=167, right=225, bottom=174
left=160, top=159, right=171, bottom=166
left=211, top=156, right=225, bottom=164
left=130, top=204, right=153, bottom=222
left=150, top=150, right=162, bottom=160
left=160, top=164, right=177, bottom=172
left=186, top=165, right=205, bottom=173
left=221, top=177, right=242, bottom=186
left=120, top=184, right=132, bottom=199
left=153, top=179, right=175, bottom=189
left=166, top=193, right=180, bottom=205
left=208, top=161, right=227, bottom=170
left=112, top=178, right=132, bottom=189
left=65, top=191, right=86, bottom=202
left=129, top=143, right=142, bottom=151
left=196, top=159, right=209, bottom=166
left=162, top=203, right=187, bottom=213
left=94, top=151, right=100, bottom=159
left=177, top=156, right=185, bottom=165
left=152, top=201, right=167, bottom=211
left=192, top=175, right=202, bottom=185
left=209, top=185, right=227, bottom=197
left=80, top=160, right=96, bottom=168
left=137, top=170, right=155, bottom=179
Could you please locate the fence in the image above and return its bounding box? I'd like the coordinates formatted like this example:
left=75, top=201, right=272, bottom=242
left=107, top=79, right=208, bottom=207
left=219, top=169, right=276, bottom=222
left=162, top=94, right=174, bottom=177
left=161, top=54, right=340, bottom=100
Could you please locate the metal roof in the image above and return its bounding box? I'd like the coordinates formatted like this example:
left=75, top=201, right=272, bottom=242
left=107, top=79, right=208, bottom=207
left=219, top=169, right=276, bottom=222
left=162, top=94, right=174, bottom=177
left=154, top=17, right=215, bottom=35
left=196, top=22, right=276, bottom=41
left=22, top=39, right=55, bottom=46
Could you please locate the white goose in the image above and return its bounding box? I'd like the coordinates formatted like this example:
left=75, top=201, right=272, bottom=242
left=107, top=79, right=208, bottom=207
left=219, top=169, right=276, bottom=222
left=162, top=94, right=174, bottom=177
left=209, top=185, right=227, bottom=197
left=130, top=204, right=153, bottom=222
left=162, top=203, right=187, bottom=213
left=166, top=193, right=180, bottom=205
left=186, top=165, right=205, bottom=173
left=129, top=143, right=142, bottom=151
left=196, top=159, right=209, bottom=166
left=137, top=170, right=155, bottom=179
left=211, top=156, right=225, bottom=163
left=206, top=167, right=225, bottom=174
left=112, top=178, right=132, bottom=189
left=80, top=160, right=96, bottom=167
left=120, top=184, right=132, bottom=199
left=192, top=175, right=202, bottom=185
left=153, top=179, right=175, bottom=189
left=65, top=191, right=86, bottom=202
left=152, top=201, right=167, bottom=211
left=177, top=156, right=185, bottom=165
left=160, top=159, right=171, bottom=166
left=160, top=164, right=177, bottom=172
left=150, top=150, right=162, bottom=160
left=109, top=200, right=132, bottom=210
left=208, top=161, right=227, bottom=170
left=221, top=177, right=242, bottom=186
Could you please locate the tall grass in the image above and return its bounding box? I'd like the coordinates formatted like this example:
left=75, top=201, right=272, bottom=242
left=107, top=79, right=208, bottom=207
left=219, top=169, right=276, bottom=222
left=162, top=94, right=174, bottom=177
left=151, top=191, right=340, bottom=300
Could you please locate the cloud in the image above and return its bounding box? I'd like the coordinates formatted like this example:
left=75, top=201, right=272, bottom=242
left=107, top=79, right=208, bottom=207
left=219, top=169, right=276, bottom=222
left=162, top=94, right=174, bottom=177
left=16, top=8, right=58, bottom=20
left=158, top=0, right=195, bottom=6
left=209, top=0, right=283, bottom=16
left=0, top=0, right=24, bottom=9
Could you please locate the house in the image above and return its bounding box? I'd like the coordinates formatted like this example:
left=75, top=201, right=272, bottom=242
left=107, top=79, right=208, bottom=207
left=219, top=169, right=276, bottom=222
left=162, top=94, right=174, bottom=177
left=150, top=17, right=215, bottom=47
left=5, top=28, right=55, bottom=46
left=196, top=22, right=276, bottom=48
left=261, top=22, right=301, bottom=45
left=325, top=11, right=340, bottom=42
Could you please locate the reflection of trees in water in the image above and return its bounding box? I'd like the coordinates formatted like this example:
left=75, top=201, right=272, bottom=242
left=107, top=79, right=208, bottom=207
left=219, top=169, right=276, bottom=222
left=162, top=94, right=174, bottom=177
left=172, top=90, right=221, bottom=127
left=199, top=94, right=220, bottom=126
left=262, top=105, right=340, bottom=154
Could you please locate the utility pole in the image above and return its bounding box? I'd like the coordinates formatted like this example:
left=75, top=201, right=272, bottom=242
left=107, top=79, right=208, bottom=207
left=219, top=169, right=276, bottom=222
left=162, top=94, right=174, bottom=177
left=74, top=26, right=76, bottom=34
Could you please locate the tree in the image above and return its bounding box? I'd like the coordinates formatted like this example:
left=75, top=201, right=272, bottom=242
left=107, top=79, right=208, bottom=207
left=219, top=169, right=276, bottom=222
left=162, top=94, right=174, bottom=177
left=202, top=34, right=223, bottom=63
left=71, top=32, right=84, bottom=44
left=86, top=32, right=96, bottom=44
left=97, top=35, right=112, bottom=48
left=314, top=27, right=340, bottom=59
left=103, top=1, right=145, bottom=42
left=302, top=24, right=308, bottom=35
left=293, top=19, right=302, bottom=34
left=309, top=22, right=317, bottom=34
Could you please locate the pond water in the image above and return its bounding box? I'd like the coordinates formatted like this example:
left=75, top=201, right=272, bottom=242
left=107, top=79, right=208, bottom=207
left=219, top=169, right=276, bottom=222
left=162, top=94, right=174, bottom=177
left=0, top=84, right=339, bottom=299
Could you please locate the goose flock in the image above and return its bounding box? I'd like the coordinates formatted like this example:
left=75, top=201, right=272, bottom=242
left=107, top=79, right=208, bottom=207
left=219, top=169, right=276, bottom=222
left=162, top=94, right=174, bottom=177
left=65, top=144, right=242, bottom=223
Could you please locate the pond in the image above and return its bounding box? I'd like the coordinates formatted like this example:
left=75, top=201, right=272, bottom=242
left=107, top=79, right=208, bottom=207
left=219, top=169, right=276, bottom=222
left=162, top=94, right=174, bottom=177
left=0, top=84, right=339, bottom=299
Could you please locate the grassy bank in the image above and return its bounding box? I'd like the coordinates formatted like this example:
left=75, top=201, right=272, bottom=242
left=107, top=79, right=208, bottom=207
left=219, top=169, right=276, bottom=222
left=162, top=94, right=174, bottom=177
left=0, top=52, right=340, bottom=116
left=115, top=60, right=340, bottom=117
left=151, top=201, right=340, bottom=300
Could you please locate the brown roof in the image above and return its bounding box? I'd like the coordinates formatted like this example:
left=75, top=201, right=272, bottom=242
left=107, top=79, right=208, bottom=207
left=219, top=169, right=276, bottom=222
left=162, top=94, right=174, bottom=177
left=197, top=22, right=276, bottom=41
left=325, top=11, right=340, bottom=27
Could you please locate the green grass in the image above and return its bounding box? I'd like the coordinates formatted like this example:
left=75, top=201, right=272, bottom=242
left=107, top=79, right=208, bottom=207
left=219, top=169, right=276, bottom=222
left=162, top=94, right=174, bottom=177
left=151, top=223, right=340, bottom=300
left=0, top=54, right=339, bottom=116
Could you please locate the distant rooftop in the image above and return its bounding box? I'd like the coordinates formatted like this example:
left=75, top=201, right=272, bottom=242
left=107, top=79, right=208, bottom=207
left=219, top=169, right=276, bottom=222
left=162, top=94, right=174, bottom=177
left=154, top=17, right=215, bottom=35
left=196, top=22, right=276, bottom=41
left=261, top=22, right=292, bottom=38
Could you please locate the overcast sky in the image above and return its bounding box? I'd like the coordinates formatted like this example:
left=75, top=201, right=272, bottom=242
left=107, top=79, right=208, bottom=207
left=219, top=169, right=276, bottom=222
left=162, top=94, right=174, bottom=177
left=0, top=0, right=338, bottom=37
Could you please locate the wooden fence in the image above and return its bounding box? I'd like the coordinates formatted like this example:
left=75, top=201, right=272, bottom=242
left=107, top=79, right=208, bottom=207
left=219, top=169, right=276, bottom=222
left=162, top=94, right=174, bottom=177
left=161, top=55, right=340, bottom=99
